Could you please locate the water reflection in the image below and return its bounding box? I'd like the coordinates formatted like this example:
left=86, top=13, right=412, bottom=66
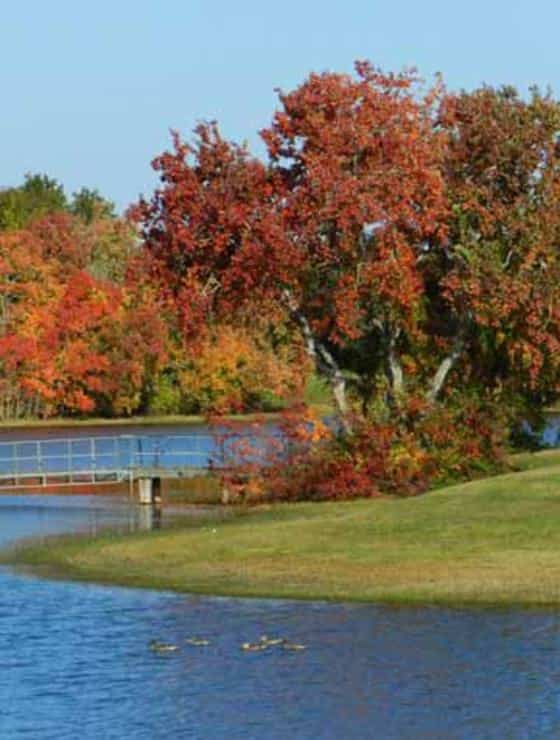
left=138, top=504, right=162, bottom=531
left=0, top=495, right=165, bottom=546
left=2, top=497, right=560, bottom=738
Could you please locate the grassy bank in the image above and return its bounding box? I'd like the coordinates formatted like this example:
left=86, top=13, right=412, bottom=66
left=6, top=450, right=560, bottom=607
left=0, top=412, right=283, bottom=430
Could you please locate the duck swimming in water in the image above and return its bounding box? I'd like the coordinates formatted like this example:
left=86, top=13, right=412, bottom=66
left=259, top=636, right=285, bottom=647
left=282, top=642, right=307, bottom=651
left=149, top=640, right=179, bottom=653
left=185, top=638, right=210, bottom=647
left=241, top=642, right=268, bottom=652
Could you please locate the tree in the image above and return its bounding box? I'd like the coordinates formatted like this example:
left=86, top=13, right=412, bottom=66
left=136, top=63, right=560, bottom=454
left=170, top=323, right=307, bottom=414
left=132, top=122, right=273, bottom=339
left=0, top=269, right=168, bottom=417
left=25, top=207, right=137, bottom=283
left=424, top=86, right=560, bottom=414
left=135, top=63, right=448, bottom=428
left=0, top=173, right=67, bottom=230
left=0, top=206, right=166, bottom=419
left=259, top=62, right=448, bottom=421
left=0, top=227, right=58, bottom=418
left=71, top=187, right=116, bottom=224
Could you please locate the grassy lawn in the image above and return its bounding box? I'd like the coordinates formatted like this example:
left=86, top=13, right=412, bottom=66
left=6, top=450, right=560, bottom=607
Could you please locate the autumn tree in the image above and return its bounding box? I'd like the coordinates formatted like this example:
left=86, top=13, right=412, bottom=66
left=0, top=206, right=164, bottom=419
left=258, top=62, right=448, bottom=421
left=0, top=227, right=57, bottom=417
left=135, top=63, right=448, bottom=428
left=132, top=122, right=272, bottom=338
left=156, top=323, right=307, bottom=414
left=0, top=267, right=168, bottom=418
left=428, top=86, right=560, bottom=415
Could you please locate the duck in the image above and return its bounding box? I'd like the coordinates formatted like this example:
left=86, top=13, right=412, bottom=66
left=282, top=642, right=307, bottom=651
left=259, top=635, right=285, bottom=647
left=185, top=637, right=210, bottom=647
left=241, top=642, right=268, bottom=652
left=149, top=640, right=179, bottom=653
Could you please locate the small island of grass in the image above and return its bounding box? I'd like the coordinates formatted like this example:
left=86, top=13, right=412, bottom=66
left=6, top=450, right=560, bottom=608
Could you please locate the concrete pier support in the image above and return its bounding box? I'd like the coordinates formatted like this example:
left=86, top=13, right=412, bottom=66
left=138, top=476, right=162, bottom=505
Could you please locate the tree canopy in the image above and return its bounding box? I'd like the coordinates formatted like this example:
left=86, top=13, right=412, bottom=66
left=136, top=64, right=560, bottom=428
left=134, top=62, right=560, bottom=496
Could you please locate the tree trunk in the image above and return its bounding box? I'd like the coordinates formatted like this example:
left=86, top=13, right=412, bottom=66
left=282, top=290, right=352, bottom=433
left=384, top=326, right=404, bottom=404
left=426, top=333, right=465, bottom=403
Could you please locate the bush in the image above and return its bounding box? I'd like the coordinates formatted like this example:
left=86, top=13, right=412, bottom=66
left=214, top=395, right=509, bottom=503
left=147, top=373, right=183, bottom=415
left=177, top=325, right=308, bottom=414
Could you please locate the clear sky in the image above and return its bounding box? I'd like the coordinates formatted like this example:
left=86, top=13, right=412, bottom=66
left=2, top=1, right=558, bottom=211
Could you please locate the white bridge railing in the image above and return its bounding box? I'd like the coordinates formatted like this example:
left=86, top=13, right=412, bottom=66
left=0, top=434, right=221, bottom=489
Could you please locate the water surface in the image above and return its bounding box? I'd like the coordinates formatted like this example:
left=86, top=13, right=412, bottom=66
left=2, top=496, right=560, bottom=738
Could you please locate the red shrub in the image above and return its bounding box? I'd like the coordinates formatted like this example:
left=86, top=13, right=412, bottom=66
left=211, top=395, right=508, bottom=504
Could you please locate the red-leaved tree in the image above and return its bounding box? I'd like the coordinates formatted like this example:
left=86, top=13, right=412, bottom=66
left=134, top=64, right=560, bottom=497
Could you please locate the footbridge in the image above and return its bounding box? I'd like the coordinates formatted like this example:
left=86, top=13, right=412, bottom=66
left=0, top=433, right=226, bottom=499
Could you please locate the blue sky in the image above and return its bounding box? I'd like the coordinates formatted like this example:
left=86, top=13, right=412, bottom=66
left=2, top=1, right=558, bottom=210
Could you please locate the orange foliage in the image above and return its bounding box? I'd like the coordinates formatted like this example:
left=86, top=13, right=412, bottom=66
left=177, top=325, right=308, bottom=414
left=0, top=214, right=167, bottom=418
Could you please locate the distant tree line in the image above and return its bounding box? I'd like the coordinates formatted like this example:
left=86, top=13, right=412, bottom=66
left=0, top=174, right=303, bottom=420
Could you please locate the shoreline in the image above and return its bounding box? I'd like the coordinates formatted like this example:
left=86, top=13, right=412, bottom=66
left=0, top=412, right=276, bottom=430
left=4, top=449, right=560, bottom=608
left=0, top=404, right=334, bottom=432
left=11, top=559, right=560, bottom=610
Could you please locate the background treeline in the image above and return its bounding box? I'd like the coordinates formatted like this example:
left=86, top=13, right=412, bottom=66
left=0, top=174, right=307, bottom=420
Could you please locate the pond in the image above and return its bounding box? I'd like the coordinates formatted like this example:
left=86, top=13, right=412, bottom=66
left=2, top=496, right=560, bottom=738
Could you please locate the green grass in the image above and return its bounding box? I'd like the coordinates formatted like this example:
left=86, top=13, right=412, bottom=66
left=0, top=412, right=283, bottom=430
left=303, top=374, right=333, bottom=415
left=7, top=449, right=560, bottom=607
left=508, top=448, right=560, bottom=471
